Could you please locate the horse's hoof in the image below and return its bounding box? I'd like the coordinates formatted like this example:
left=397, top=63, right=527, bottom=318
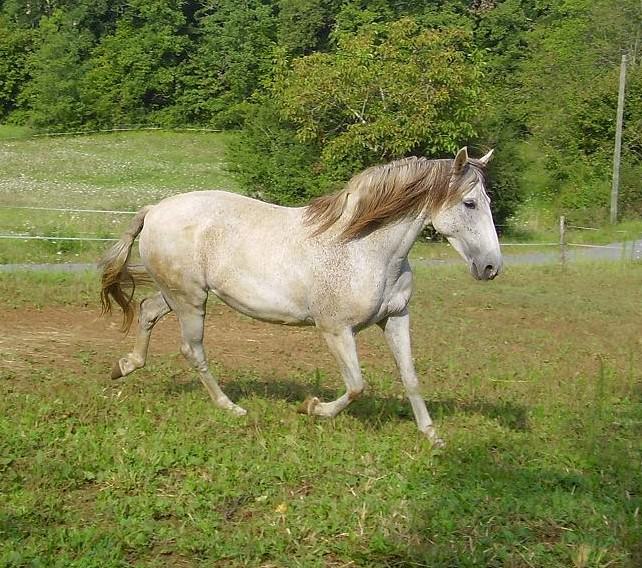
left=423, top=427, right=445, bottom=449
left=230, top=405, right=247, bottom=417
left=297, top=396, right=320, bottom=415
left=217, top=398, right=247, bottom=417
left=110, top=361, right=123, bottom=380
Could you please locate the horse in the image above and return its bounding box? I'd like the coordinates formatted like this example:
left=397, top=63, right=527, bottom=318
left=100, top=146, right=501, bottom=446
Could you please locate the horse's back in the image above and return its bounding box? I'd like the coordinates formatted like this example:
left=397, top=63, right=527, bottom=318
left=141, top=190, right=304, bottom=245
left=139, top=189, right=307, bottom=274
left=146, top=190, right=298, bottom=226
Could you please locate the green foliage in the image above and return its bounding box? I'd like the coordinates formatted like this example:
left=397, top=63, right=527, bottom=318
left=0, top=17, right=34, bottom=120
left=620, top=64, right=642, bottom=216
left=277, top=0, right=329, bottom=56
left=332, top=2, right=391, bottom=37
left=227, top=16, right=487, bottom=206
left=174, top=0, right=277, bottom=126
left=226, top=102, right=334, bottom=205
left=509, top=0, right=642, bottom=218
left=18, top=9, right=95, bottom=129
left=484, top=137, right=525, bottom=228
left=0, top=0, right=640, bottom=224
left=0, top=0, right=60, bottom=27
left=80, top=0, right=190, bottom=127
left=272, top=17, right=486, bottom=180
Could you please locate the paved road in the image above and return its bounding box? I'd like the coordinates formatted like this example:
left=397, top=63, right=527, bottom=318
left=0, top=262, right=97, bottom=272
left=419, top=238, right=642, bottom=267
left=503, top=239, right=641, bottom=265
left=1, top=239, right=640, bottom=272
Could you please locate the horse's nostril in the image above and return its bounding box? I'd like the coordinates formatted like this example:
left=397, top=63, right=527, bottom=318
left=484, top=264, right=496, bottom=279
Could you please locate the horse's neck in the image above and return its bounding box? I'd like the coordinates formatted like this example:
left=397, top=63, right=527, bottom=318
left=364, top=213, right=428, bottom=264
left=338, top=190, right=427, bottom=260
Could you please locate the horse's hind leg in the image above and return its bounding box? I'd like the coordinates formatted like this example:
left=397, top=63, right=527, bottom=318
left=111, top=292, right=171, bottom=379
left=300, top=327, right=364, bottom=417
left=172, top=293, right=247, bottom=417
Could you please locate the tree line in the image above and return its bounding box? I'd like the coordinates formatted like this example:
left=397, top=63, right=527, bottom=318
left=1, top=0, right=640, bottom=226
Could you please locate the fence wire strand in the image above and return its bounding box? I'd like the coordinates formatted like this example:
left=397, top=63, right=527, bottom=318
left=0, top=205, right=136, bottom=214
left=0, top=210, right=638, bottom=257
left=0, top=235, right=118, bottom=241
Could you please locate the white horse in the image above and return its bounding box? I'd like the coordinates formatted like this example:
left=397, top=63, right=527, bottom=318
left=100, top=147, right=501, bottom=446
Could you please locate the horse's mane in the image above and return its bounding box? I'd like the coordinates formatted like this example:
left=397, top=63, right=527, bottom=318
left=304, top=156, right=484, bottom=241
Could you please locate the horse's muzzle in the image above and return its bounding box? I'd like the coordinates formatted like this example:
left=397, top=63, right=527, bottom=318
left=471, top=260, right=501, bottom=281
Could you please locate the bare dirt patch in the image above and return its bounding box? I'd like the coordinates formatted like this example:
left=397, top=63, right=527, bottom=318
left=0, top=304, right=391, bottom=378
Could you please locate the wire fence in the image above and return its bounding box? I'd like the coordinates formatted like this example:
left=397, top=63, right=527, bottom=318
left=2, top=126, right=637, bottom=263
left=0, top=235, right=118, bottom=242
left=0, top=206, right=640, bottom=262
left=0, top=206, right=136, bottom=215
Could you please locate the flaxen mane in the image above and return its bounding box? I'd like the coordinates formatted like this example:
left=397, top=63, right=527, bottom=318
left=304, top=156, right=484, bottom=240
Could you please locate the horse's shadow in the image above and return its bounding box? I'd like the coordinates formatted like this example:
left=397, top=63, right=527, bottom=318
left=166, top=374, right=529, bottom=432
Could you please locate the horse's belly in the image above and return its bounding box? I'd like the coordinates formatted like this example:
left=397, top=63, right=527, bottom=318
left=208, top=276, right=313, bottom=327
left=213, top=292, right=313, bottom=326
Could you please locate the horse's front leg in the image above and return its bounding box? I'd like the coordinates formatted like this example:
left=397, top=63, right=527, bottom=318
left=378, top=310, right=444, bottom=447
left=299, top=327, right=364, bottom=417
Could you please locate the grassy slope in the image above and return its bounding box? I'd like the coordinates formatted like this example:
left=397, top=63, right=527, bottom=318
left=1, top=263, right=641, bottom=567
left=0, top=130, right=238, bottom=263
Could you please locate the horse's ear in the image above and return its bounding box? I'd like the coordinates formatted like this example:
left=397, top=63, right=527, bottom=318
left=479, top=148, right=494, bottom=166
left=453, top=146, right=468, bottom=175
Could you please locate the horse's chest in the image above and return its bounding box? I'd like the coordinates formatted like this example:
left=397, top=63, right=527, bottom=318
left=381, top=269, right=413, bottom=316
left=310, top=261, right=412, bottom=326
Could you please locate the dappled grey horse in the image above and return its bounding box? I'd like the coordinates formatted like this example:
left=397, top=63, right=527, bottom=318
left=100, top=147, right=501, bottom=446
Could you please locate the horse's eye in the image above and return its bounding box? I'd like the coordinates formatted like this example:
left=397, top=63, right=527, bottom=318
left=464, top=200, right=476, bottom=210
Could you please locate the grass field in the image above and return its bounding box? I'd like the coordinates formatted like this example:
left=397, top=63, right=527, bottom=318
left=1, top=262, right=641, bottom=567
left=1, top=130, right=641, bottom=566
left=0, top=130, right=238, bottom=264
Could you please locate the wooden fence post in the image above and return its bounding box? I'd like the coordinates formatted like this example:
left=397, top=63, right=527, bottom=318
left=559, top=215, right=566, bottom=267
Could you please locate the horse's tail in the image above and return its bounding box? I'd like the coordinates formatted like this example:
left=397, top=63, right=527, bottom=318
left=99, top=206, right=153, bottom=333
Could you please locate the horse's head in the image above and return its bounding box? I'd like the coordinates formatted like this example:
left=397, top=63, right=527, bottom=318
left=431, top=147, right=502, bottom=281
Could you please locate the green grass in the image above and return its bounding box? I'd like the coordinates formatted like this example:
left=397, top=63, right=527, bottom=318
left=0, top=130, right=239, bottom=263
left=1, top=263, right=641, bottom=566
left=0, top=124, right=33, bottom=140
left=0, top=270, right=98, bottom=307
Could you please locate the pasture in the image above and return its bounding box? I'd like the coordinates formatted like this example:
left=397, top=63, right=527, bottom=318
left=0, top=129, right=237, bottom=264
left=0, top=132, right=641, bottom=567
left=1, top=263, right=641, bottom=567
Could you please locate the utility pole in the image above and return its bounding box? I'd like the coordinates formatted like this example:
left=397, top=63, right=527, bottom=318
left=611, top=54, right=627, bottom=224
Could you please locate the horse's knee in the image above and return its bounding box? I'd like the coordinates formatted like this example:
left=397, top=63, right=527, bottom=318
left=181, top=343, right=207, bottom=372
left=180, top=343, right=194, bottom=362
